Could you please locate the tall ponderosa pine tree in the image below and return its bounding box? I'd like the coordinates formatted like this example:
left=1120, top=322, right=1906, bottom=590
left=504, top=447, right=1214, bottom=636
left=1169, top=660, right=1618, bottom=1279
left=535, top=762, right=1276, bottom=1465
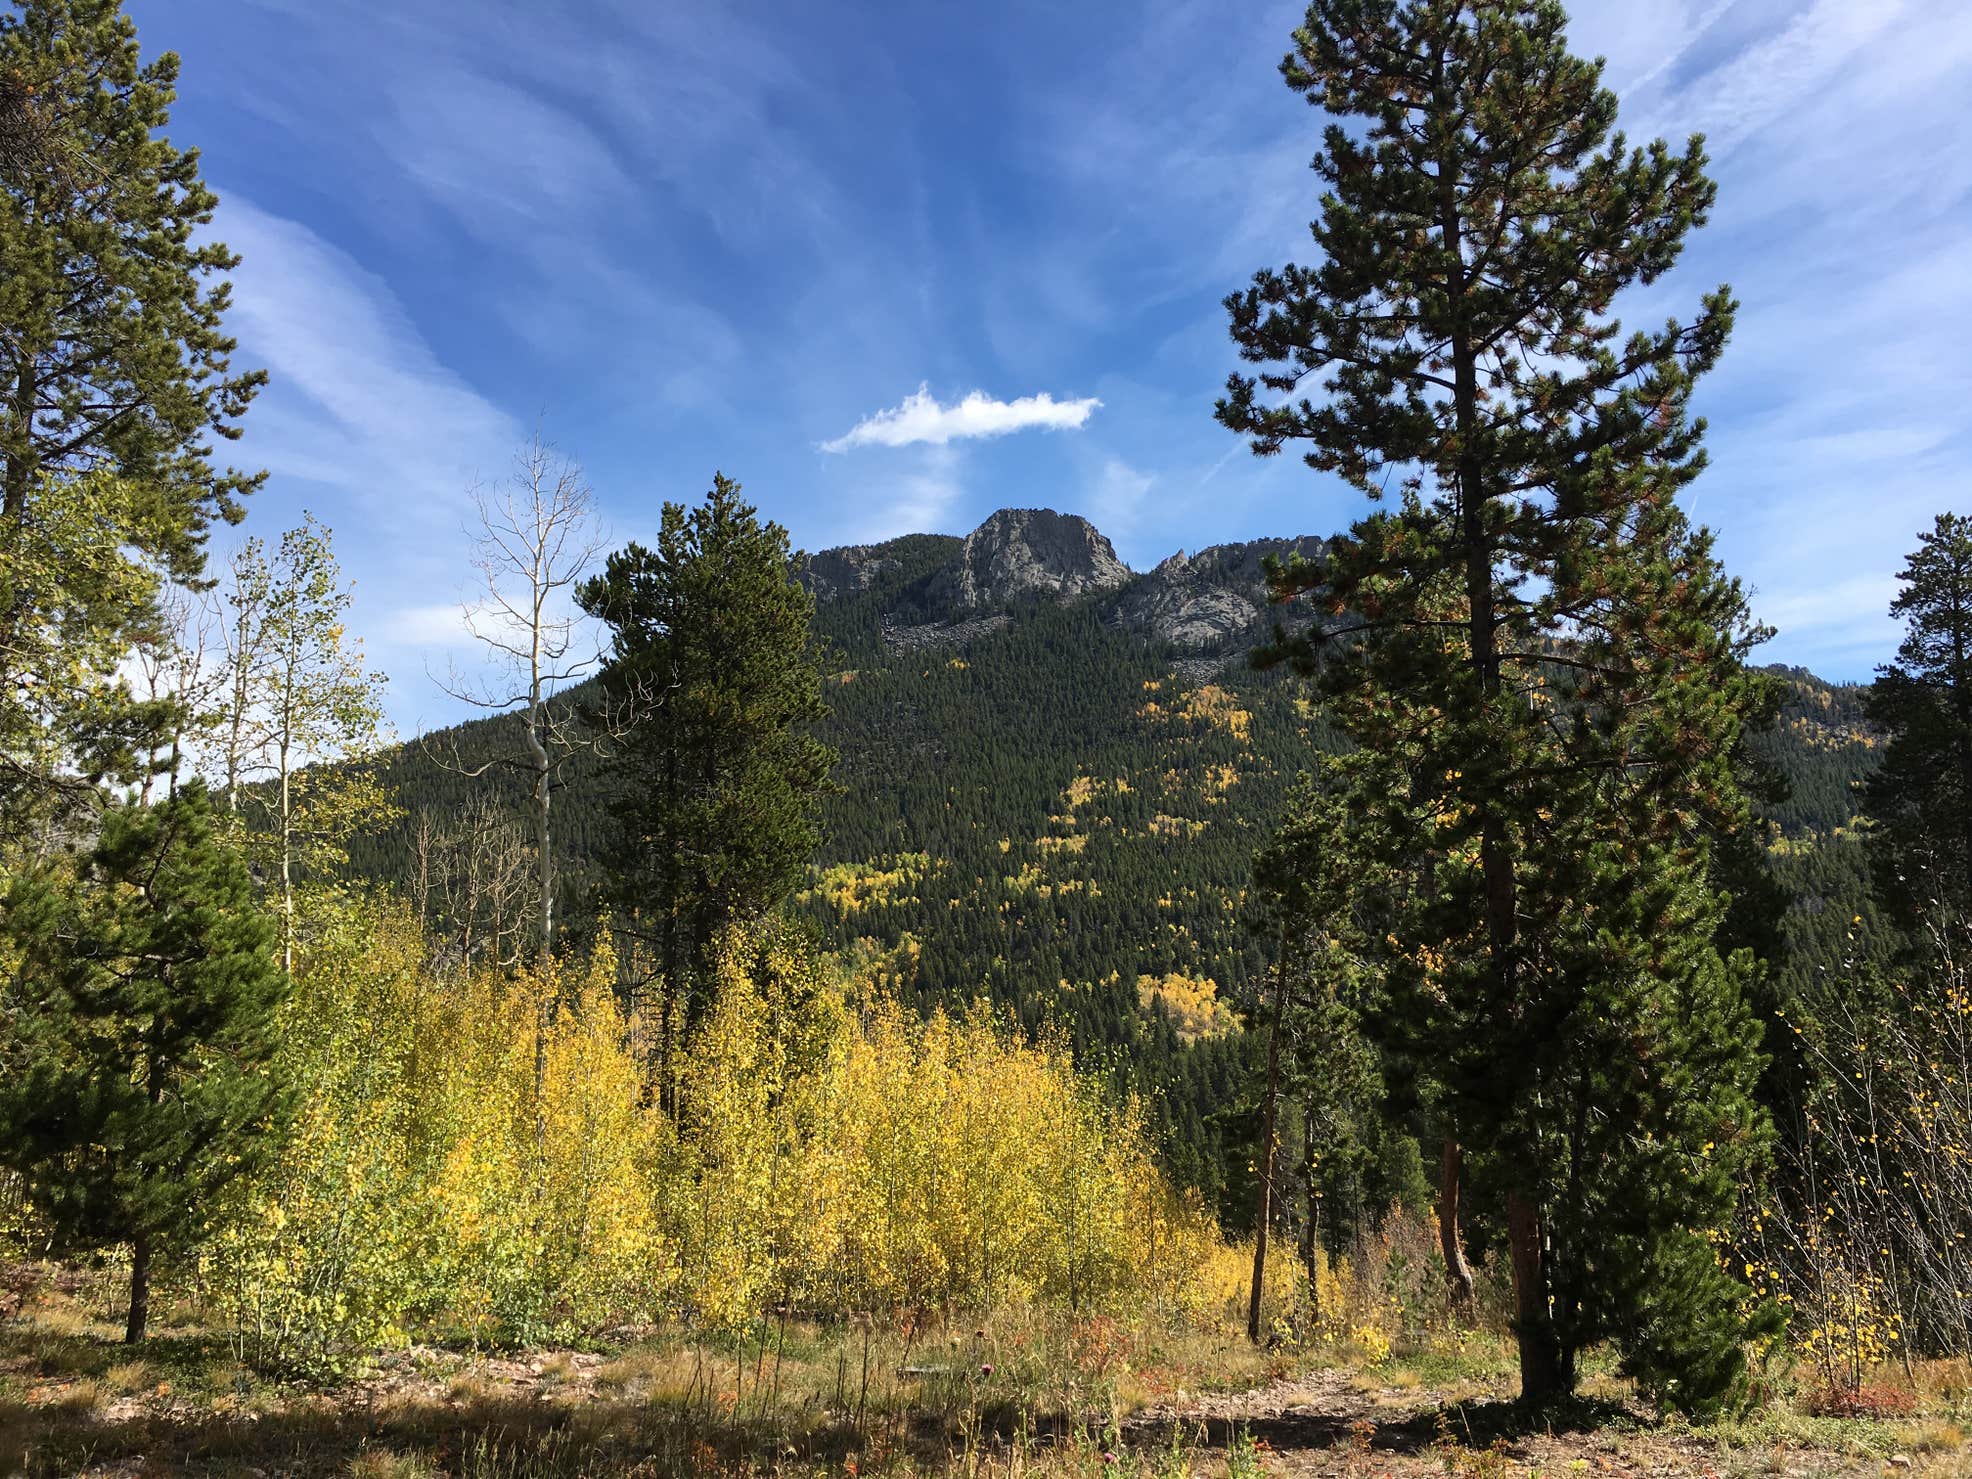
left=0, top=0, right=262, bottom=821
left=0, top=780, right=286, bottom=1342
left=0, top=55, right=67, bottom=184
left=0, top=0, right=261, bottom=548
left=578, top=475, right=837, bottom=1106
left=1221, top=0, right=1777, bottom=1410
left=1863, top=514, right=1972, bottom=924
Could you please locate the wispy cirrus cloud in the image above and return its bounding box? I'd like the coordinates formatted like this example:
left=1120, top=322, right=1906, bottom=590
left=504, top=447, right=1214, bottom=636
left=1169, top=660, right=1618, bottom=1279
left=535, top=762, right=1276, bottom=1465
left=216, top=196, right=518, bottom=515
left=383, top=602, right=480, bottom=649
left=1656, top=0, right=1909, bottom=155
left=821, top=385, right=1101, bottom=453
left=1593, top=0, right=1738, bottom=93
left=387, top=66, right=635, bottom=238
left=210, top=194, right=528, bottom=729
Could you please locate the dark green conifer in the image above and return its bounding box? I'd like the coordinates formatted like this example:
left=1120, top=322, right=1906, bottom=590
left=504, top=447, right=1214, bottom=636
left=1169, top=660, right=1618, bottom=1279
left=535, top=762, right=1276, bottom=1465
left=0, top=780, right=287, bottom=1342
left=578, top=474, right=837, bottom=1104
left=0, top=0, right=263, bottom=823
left=0, top=0, right=263, bottom=556
left=1246, top=774, right=1383, bottom=1337
left=1221, top=0, right=1778, bottom=1411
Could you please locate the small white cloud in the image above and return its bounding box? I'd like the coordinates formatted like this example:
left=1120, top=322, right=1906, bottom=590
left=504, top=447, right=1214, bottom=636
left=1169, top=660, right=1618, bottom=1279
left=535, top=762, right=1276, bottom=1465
left=821, top=383, right=1100, bottom=453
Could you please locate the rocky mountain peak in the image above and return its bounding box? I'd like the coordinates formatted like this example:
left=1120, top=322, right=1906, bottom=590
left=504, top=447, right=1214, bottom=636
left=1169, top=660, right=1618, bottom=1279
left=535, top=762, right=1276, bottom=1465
left=799, top=510, right=1328, bottom=667
left=1114, top=535, right=1329, bottom=651
left=801, top=542, right=899, bottom=604
left=948, top=508, right=1133, bottom=610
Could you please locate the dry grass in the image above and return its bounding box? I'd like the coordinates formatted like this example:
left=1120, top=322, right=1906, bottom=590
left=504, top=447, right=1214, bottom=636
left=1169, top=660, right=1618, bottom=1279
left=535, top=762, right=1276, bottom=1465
left=443, top=1372, right=500, bottom=1405
left=0, top=1299, right=1302, bottom=1476
left=16, top=1295, right=95, bottom=1342
left=1910, top=1419, right=1966, bottom=1454
left=1913, top=1357, right=1972, bottom=1408
left=47, top=1376, right=104, bottom=1415
left=346, top=1447, right=442, bottom=1479
left=101, top=1357, right=153, bottom=1395
left=592, top=1343, right=694, bottom=1396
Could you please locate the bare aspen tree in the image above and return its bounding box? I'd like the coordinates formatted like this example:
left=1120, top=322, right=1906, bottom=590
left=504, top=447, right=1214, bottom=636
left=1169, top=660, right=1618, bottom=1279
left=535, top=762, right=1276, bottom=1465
left=436, top=434, right=608, bottom=966
left=411, top=807, right=439, bottom=937
left=1438, top=1136, right=1476, bottom=1315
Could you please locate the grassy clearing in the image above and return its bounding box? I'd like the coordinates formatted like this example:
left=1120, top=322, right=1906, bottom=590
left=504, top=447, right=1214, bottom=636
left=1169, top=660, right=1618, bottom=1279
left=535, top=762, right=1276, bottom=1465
left=4, top=1268, right=1970, bottom=1477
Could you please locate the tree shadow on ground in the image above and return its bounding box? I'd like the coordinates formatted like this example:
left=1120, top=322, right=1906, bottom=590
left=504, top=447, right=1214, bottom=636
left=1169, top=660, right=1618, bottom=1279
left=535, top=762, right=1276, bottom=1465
left=1128, top=1393, right=1642, bottom=1461
left=3, top=1386, right=879, bottom=1477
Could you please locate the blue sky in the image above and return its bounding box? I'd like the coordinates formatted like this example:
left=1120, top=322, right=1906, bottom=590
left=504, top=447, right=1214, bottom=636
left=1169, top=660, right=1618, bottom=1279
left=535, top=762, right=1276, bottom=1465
left=135, top=0, right=1972, bottom=731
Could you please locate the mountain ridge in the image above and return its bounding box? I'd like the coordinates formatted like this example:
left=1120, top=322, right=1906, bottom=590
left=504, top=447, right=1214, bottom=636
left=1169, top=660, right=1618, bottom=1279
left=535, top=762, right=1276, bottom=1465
left=798, top=506, right=1332, bottom=662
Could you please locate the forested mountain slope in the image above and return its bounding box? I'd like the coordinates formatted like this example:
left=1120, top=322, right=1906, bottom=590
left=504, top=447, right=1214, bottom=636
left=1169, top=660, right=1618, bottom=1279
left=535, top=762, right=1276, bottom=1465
left=347, top=508, right=1881, bottom=1212
left=1750, top=669, right=1889, bottom=994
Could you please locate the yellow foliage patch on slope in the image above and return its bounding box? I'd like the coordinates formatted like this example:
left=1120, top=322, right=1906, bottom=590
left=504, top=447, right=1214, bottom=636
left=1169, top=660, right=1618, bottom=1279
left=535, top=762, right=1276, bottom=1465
left=1177, top=684, right=1252, bottom=740
left=1136, top=972, right=1238, bottom=1041
left=801, top=853, right=935, bottom=914
left=1060, top=773, right=1131, bottom=813
left=1139, top=684, right=1252, bottom=742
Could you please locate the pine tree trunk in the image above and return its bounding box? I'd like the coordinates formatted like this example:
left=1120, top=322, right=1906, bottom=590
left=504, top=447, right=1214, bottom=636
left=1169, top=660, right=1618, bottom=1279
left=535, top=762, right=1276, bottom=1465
left=1506, top=1191, right=1564, bottom=1401
left=1439, top=1136, right=1476, bottom=1314
left=125, top=1231, right=152, bottom=1344
left=1247, top=944, right=1291, bottom=1343
left=1438, top=121, right=1562, bottom=1403
left=127, top=1043, right=167, bottom=1345
left=1301, top=1121, right=1321, bottom=1319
